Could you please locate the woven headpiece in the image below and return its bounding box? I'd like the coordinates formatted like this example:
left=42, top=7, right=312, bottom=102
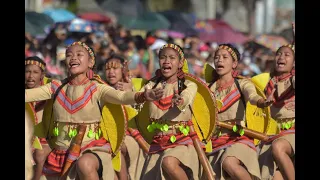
left=218, top=45, right=238, bottom=61
left=67, top=41, right=95, bottom=66
left=25, top=57, right=46, bottom=71
left=277, top=44, right=295, bottom=53
left=160, top=43, right=186, bottom=61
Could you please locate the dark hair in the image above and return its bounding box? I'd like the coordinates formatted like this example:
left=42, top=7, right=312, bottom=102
left=217, top=43, right=241, bottom=61
left=124, top=37, right=134, bottom=44
left=105, top=53, right=125, bottom=65
left=85, top=39, right=94, bottom=47
left=25, top=56, right=46, bottom=72
left=87, top=45, right=97, bottom=72
left=118, top=43, right=129, bottom=52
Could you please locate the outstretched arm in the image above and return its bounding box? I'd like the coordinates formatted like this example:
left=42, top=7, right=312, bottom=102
left=98, top=84, right=137, bottom=105
left=240, top=79, right=265, bottom=106
left=25, top=83, right=53, bottom=102
left=98, top=82, right=164, bottom=105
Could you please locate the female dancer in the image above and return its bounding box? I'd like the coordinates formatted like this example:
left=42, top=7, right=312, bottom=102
left=25, top=41, right=162, bottom=180
left=259, top=44, right=295, bottom=180
left=206, top=44, right=272, bottom=180
left=139, top=44, right=200, bottom=180
left=104, top=53, right=147, bottom=180
left=25, top=56, right=52, bottom=180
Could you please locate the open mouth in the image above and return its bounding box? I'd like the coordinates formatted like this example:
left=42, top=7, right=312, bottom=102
left=26, top=79, right=35, bottom=85
left=69, top=61, right=80, bottom=68
left=277, top=62, right=286, bottom=68
left=216, top=65, right=224, bottom=70
left=162, top=66, right=171, bottom=73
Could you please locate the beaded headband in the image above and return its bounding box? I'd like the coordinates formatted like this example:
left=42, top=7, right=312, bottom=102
left=25, top=60, right=45, bottom=71
left=160, top=43, right=185, bottom=61
left=218, top=45, right=238, bottom=61
left=106, top=61, right=123, bottom=69
left=67, top=41, right=95, bottom=66
left=278, top=44, right=295, bottom=53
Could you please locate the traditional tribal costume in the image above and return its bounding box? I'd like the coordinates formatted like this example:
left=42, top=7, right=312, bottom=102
left=139, top=44, right=200, bottom=180
left=25, top=57, right=51, bottom=149
left=259, top=44, right=295, bottom=180
left=25, top=42, right=143, bottom=180
left=206, top=45, right=262, bottom=180
left=26, top=108, right=34, bottom=180
left=104, top=57, right=147, bottom=180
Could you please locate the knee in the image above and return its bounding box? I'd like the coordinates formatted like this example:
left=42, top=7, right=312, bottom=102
left=76, top=153, right=99, bottom=174
left=162, top=156, right=180, bottom=171
left=272, top=140, right=289, bottom=158
left=222, top=156, right=241, bottom=172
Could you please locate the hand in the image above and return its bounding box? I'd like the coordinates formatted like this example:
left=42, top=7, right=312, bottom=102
left=284, top=98, right=295, bottom=111
left=115, top=81, right=132, bottom=91
left=257, top=98, right=273, bottom=108
left=171, top=89, right=184, bottom=107
left=144, top=88, right=164, bottom=101
left=264, top=99, right=274, bottom=107
left=265, top=88, right=275, bottom=104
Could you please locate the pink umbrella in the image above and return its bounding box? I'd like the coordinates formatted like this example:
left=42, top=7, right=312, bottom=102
left=78, top=12, right=111, bottom=23
left=195, top=19, right=249, bottom=44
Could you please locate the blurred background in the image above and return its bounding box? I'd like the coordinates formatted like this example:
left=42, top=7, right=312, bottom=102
left=25, top=0, right=295, bottom=80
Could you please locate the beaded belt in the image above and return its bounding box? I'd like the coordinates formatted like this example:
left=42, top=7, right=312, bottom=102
left=147, top=120, right=191, bottom=143
left=275, top=118, right=295, bottom=130
left=52, top=121, right=102, bottom=139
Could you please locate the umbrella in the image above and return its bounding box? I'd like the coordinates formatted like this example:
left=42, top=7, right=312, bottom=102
left=78, top=12, right=111, bottom=23
left=43, top=8, right=76, bottom=23
left=68, top=18, right=96, bottom=33
left=159, top=10, right=197, bottom=35
left=99, top=0, right=144, bottom=17
left=195, top=19, right=249, bottom=44
left=25, top=19, right=41, bottom=35
left=25, top=12, right=54, bottom=34
left=118, top=12, right=170, bottom=31
left=254, top=34, right=289, bottom=52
